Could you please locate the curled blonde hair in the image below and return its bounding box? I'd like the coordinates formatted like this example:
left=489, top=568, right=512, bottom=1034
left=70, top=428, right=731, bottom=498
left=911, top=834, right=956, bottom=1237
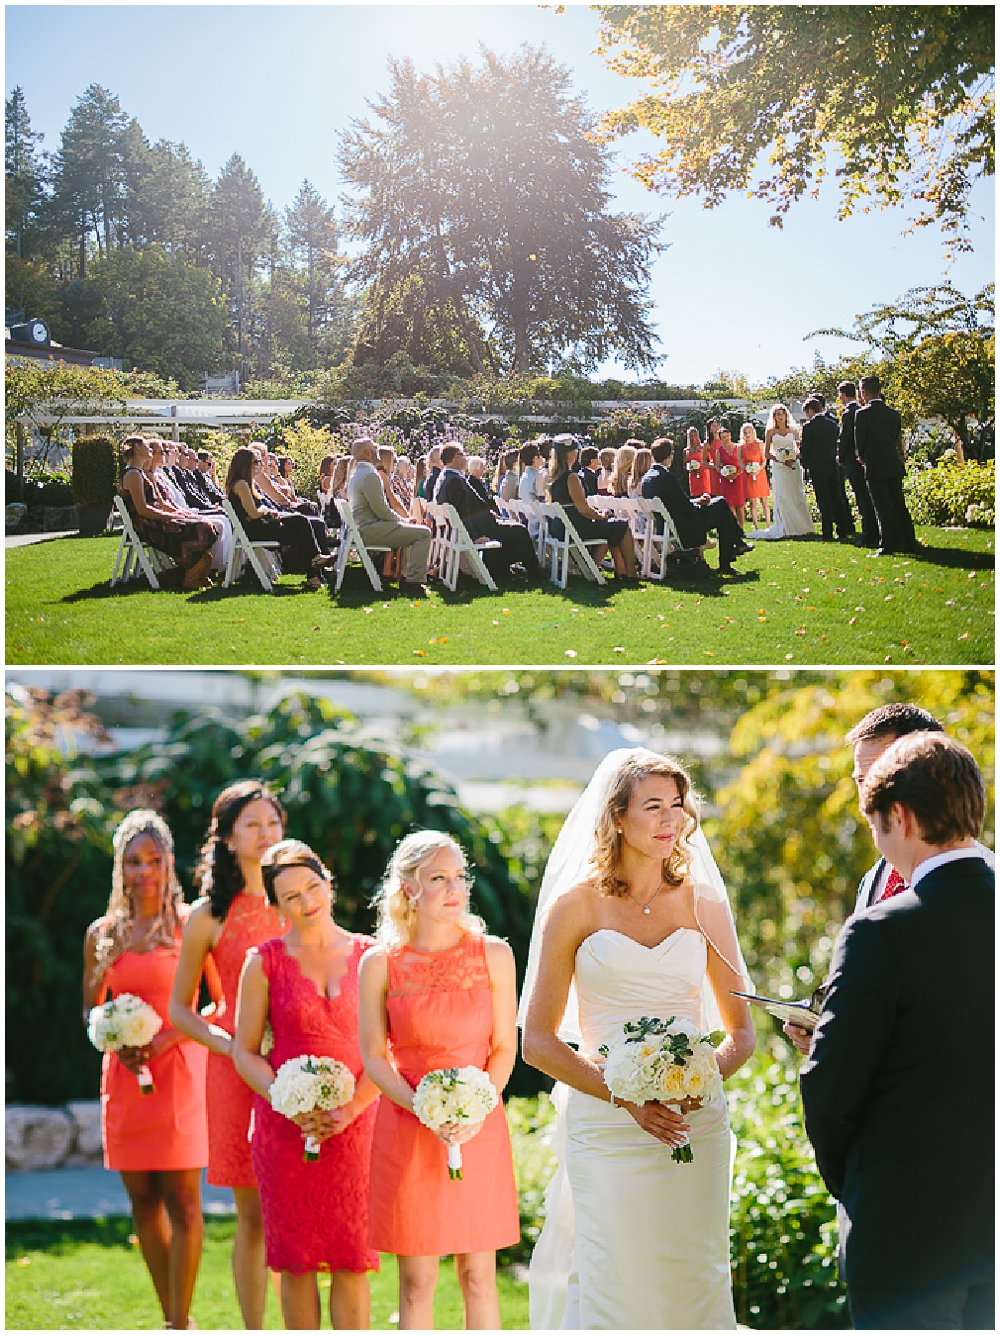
left=95, top=809, right=184, bottom=968
left=373, top=830, right=484, bottom=948
left=590, top=753, right=699, bottom=896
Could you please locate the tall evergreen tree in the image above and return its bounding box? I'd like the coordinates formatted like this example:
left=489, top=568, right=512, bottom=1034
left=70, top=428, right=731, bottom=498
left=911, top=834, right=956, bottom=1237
left=209, top=154, right=269, bottom=376
left=49, top=85, right=132, bottom=275
left=5, top=85, right=46, bottom=262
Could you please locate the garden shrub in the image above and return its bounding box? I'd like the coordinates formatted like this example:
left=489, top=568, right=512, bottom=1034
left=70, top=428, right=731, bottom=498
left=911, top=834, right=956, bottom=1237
left=904, top=459, right=995, bottom=526
left=71, top=435, right=118, bottom=506
left=275, top=418, right=338, bottom=499
left=502, top=1093, right=558, bottom=1267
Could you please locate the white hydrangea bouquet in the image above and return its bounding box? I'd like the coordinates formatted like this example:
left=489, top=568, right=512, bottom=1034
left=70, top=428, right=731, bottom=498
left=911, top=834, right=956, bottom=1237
left=775, top=443, right=796, bottom=464
left=600, top=1015, right=724, bottom=1163
left=268, top=1055, right=355, bottom=1161
left=745, top=461, right=763, bottom=476
left=87, top=993, right=163, bottom=1095
left=720, top=464, right=739, bottom=479
left=412, top=1066, right=499, bottom=1180
left=685, top=459, right=702, bottom=472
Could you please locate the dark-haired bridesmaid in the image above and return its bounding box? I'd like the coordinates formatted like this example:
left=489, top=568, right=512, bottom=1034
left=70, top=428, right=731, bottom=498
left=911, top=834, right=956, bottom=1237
left=169, top=781, right=289, bottom=1329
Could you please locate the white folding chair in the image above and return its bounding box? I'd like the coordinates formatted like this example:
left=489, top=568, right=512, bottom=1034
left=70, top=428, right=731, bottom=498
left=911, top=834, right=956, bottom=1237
left=538, top=501, right=607, bottom=588
left=507, top=498, right=548, bottom=564
left=637, top=497, right=695, bottom=580
left=332, top=498, right=393, bottom=593
left=425, top=502, right=500, bottom=592
left=110, top=495, right=174, bottom=591
left=221, top=499, right=282, bottom=592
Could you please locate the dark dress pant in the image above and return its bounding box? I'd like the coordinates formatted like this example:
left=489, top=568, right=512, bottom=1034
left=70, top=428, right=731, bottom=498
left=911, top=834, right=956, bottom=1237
left=866, top=476, right=917, bottom=552
left=811, top=466, right=853, bottom=539
left=849, top=1277, right=994, bottom=1329
left=845, top=457, right=879, bottom=544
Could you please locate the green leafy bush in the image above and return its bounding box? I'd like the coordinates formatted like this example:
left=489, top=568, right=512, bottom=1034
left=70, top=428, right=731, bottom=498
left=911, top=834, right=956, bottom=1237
left=71, top=435, right=118, bottom=506
left=904, top=459, right=995, bottom=526
left=728, top=1046, right=848, bottom=1328
left=503, top=1093, right=558, bottom=1266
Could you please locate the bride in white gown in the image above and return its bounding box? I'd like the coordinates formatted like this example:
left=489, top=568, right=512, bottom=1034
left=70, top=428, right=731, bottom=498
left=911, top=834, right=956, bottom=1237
left=748, top=404, right=815, bottom=540
left=520, top=749, right=755, bottom=1330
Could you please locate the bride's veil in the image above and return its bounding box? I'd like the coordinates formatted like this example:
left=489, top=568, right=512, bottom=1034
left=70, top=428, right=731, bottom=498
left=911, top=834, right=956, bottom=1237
left=517, top=746, right=751, bottom=1041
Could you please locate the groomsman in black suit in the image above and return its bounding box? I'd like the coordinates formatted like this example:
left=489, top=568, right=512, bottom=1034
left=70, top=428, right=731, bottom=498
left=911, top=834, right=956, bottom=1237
left=837, top=381, right=880, bottom=546
left=800, top=733, right=994, bottom=1329
left=854, top=375, right=918, bottom=555
left=433, top=443, right=541, bottom=581
left=800, top=396, right=854, bottom=540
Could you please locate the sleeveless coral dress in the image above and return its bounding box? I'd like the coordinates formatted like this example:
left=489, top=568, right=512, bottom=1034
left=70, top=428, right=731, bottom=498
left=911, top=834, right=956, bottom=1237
left=716, top=441, right=745, bottom=508
left=369, top=933, right=520, bottom=1256
left=740, top=439, right=769, bottom=499
left=206, top=894, right=288, bottom=1188
left=684, top=444, right=710, bottom=498
left=250, top=936, right=379, bottom=1275
left=101, top=941, right=208, bottom=1172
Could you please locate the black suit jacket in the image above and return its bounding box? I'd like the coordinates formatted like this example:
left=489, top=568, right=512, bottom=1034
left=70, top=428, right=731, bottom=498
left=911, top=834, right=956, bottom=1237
left=800, top=856, right=994, bottom=1293
left=854, top=399, right=904, bottom=480
left=799, top=413, right=840, bottom=480
left=640, top=463, right=707, bottom=548
left=579, top=466, right=600, bottom=498
left=433, top=468, right=492, bottom=537
left=837, top=401, right=860, bottom=467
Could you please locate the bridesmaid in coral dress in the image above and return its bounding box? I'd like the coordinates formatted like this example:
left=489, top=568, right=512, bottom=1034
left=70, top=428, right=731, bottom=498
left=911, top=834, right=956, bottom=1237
left=684, top=427, right=711, bottom=499
left=716, top=429, right=746, bottom=525
left=169, top=781, right=287, bottom=1328
left=83, top=810, right=213, bottom=1330
left=359, top=832, right=520, bottom=1330
left=704, top=419, right=724, bottom=497
left=738, top=423, right=771, bottom=529
left=234, top=840, right=381, bottom=1330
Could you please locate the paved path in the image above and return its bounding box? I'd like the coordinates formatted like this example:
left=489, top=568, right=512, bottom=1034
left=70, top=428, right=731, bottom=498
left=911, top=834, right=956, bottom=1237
left=6, top=530, right=78, bottom=548
left=6, top=1166, right=235, bottom=1220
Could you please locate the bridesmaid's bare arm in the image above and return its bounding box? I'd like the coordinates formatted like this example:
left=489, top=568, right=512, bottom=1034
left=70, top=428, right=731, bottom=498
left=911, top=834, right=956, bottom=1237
left=168, top=900, right=232, bottom=1056
left=358, top=948, right=417, bottom=1115
left=232, top=951, right=274, bottom=1100
left=82, top=918, right=112, bottom=1021
left=484, top=937, right=518, bottom=1095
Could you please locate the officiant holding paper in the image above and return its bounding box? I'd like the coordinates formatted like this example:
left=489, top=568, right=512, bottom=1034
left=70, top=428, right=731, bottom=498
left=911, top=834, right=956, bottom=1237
left=799, top=733, right=994, bottom=1329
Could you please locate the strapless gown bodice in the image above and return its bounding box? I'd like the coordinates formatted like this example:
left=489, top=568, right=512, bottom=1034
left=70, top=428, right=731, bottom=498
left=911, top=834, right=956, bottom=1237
left=574, top=928, right=705, bottom=1060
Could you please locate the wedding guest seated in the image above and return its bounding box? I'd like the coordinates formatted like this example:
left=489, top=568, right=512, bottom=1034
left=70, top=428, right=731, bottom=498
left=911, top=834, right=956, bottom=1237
left=546, top=437, right=639, bottom=581
left=376, top=447, right=409, bottom=520
left=196, top=451, right=226, bottom=502
left=226, top=448, right=335, bottom=591
left=119, top=437, right=215, bottom=590
left=317, top=455, right=336, bottom=520
left=641, top=439, right=754, bottom=575
left=629, top=447, right=653, bottom=499
left=597, top=448, right=616, bottom=494
left=249, top=446, right=332, bottom=552
left=466, top=455, right=495, bottom=509
left=578, top=446, right=601, bottom=497
left=434, top=444, right=541, bottom=583
left=496, top=448, right=520, bottom=502
left=392, top=455, right=414, bottom=513
left=423, top=445, right=444, bottom=504
left=147, top=440, right=232, bottom=573
left=610, top=442, right=638, bottom=498
left=266, top=450, right=321, bottom=517
left=346, top=439, right=431, bottom=592
left=517, top=442, right=546, bottom=503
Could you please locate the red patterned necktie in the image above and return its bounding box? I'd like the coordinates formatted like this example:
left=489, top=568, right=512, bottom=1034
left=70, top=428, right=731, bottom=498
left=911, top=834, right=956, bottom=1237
left=879, top=867, right=907, bottom=900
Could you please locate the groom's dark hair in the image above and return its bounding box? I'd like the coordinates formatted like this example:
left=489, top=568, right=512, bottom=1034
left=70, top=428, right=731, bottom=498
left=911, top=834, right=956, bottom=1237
left=846, top=703, right=943, bottom=746
left=860, top=732, right=985, bottom=844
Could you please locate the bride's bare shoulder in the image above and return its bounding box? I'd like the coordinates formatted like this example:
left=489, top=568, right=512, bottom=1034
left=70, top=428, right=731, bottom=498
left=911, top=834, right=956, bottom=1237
left=545, top=878, right=601, bottom=932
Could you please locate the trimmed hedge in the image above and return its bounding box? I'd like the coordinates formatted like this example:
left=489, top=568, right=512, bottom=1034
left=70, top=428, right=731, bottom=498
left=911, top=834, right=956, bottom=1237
left=71, top=435, right=118, bottom=506
left=904, top=459, right=995, bottom=526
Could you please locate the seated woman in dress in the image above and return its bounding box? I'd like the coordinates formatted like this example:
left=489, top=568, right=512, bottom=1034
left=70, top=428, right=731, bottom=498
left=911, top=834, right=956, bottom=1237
left=547, top=438, right=640, bottom=581
left=234, top=840, right=381, bottom=1331
left=376, top=447, right=410, bottom=520
left=317, top=455, right=336, bottom=521
left=597, top=448, right=616, bottom=495
left=226, top=448, right=334, bottom=591
left=392, top=455, right=415, bottom=513
left=609, top=443, right=637, bottom=499
left=628, top=448, right=653, bottom=499
left=119, top=437, right=215, bottom=590
left=146, top=439, right=231, bottom=573
left=358, top=832, right=520, bottom=1330
left=83, top=810, right=214, bottom=1330
left=520, top=749, right=755, bottom=1330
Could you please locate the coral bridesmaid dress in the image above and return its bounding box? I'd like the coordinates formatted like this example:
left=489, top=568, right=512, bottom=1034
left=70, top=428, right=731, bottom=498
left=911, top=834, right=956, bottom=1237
left=368, top=932, right=520, bottom=1256
left=741, top=439, right=770, bottom=499
left=206, top=893, right=288, bottom=1188
left=685, top=444, right=710, bottom=499
left=102, top=942, right=208, bottom=1171
left=717, top=441, right=746, bottom=509
left=250, top=936, right=379, bottom=1275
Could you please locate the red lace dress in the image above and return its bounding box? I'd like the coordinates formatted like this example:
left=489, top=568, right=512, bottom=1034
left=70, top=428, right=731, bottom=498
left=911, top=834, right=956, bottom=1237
left=368, top=932, right=520, bottom=1256
left=101, top=939, right=208, bottom=1172
left=250, top=936, right=379, bottom=1275
left=716, top=441, right=745, bottom=508
left=206, top=893, right=288, bottom=1188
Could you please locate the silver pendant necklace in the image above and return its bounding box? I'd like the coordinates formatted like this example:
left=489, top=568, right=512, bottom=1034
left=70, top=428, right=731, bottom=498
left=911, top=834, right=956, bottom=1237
left=624, top=881, right=665, bottom=915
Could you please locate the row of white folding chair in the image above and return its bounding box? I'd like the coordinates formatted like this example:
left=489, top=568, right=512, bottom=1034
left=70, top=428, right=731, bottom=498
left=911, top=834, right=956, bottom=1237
left=536, top=501, right=607, bottom=588
left=498, top=497, right=547, bottom=565
left=221, top=499, right=282, bottom=592
left=332, top=498, right=394, bottom=593
left=634, top=496, right=690, bottom=580
left=425, top=501, right=500, bottom=592
left=110, top=496, right=175, bottom=590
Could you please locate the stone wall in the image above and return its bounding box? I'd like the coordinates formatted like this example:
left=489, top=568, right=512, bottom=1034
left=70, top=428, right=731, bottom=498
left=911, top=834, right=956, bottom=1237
left=6, top=1101, right=103, bottom=1171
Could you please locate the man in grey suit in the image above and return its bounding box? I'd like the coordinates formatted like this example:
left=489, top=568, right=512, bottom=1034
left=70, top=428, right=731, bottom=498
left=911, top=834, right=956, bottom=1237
left=800, top=733, right=994, bottom=1328
left=346, top=438, right=430, bottom=590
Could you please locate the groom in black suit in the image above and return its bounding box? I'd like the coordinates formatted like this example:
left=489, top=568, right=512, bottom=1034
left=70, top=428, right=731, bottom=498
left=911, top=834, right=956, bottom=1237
left=837, top=381, right=880, bottom=546
left=800, top=396, right=854, bottom=540
left=800, top=733, right=994, bottom=1329
left=854, top=375, right=918, bottom=555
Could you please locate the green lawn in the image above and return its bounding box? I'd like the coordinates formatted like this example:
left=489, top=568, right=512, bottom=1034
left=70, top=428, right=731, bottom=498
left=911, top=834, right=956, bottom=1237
left=5, top=1217, right=529, bottom=1330
left=5, top=528, right=994, bottom=665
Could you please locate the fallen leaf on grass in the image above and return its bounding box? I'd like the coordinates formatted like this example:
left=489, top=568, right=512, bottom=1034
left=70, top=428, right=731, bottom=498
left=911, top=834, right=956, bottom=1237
left=959, top=632, right=970, bottom=641
left=413, top=649, right=426, bottom=657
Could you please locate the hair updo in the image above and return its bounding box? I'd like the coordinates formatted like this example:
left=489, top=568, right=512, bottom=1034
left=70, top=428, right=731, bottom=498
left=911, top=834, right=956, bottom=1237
left=260, top=839, right=334, bottom=906
left=372, top=830, right=484, bottom=949
left=195, top=780, right=286, bottom=921
left=590, top=752, right=698, bottom=896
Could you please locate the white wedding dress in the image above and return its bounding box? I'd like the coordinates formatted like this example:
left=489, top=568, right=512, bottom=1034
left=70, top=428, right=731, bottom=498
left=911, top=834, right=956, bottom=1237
left=529, top=928, right=736, bottom=1330
left=749, top=431, right=814, bottom=539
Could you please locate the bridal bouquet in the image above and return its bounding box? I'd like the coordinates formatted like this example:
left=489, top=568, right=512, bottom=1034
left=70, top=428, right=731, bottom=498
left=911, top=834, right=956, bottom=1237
left=269, top=1055, right=355, bottom=1161
left=685, top=459, right=702, bottom=472
left=745, top=461, right=762, bottom=476
left=775, top=444, right=796, bottom=464
left=720, top=464, right=739, bottom=479
left=600, top=1016, right=723, bottom=1163
left=413, top=1066, right=498, bottom=1180
left=87, top=994, right=163, bottom=1095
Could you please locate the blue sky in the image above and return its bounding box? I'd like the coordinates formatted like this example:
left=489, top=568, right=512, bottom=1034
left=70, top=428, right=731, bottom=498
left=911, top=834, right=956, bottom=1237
left=6, top=4, right=994, bottom=384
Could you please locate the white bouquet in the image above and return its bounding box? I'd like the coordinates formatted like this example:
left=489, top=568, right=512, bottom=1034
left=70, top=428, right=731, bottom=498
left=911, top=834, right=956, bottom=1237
left=745, top=461, right=762, bottom=476
left=412, top=1066, right=499, bottom=1180
left=600, top=1016, right=723, bottom=1163
left=685, top=459, right=702, bottom=472
left=775, top=444, right=796, bottom=464
left=87, top=993, right=163, bottom=1095
left=720, top=464, right=738, bottom=479
left=269, top=1055, right=355, bottom=1161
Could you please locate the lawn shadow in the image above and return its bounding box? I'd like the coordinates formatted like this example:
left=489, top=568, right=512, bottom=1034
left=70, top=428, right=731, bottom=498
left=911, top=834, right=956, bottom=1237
left=911, top=543, right=994, bottom=572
